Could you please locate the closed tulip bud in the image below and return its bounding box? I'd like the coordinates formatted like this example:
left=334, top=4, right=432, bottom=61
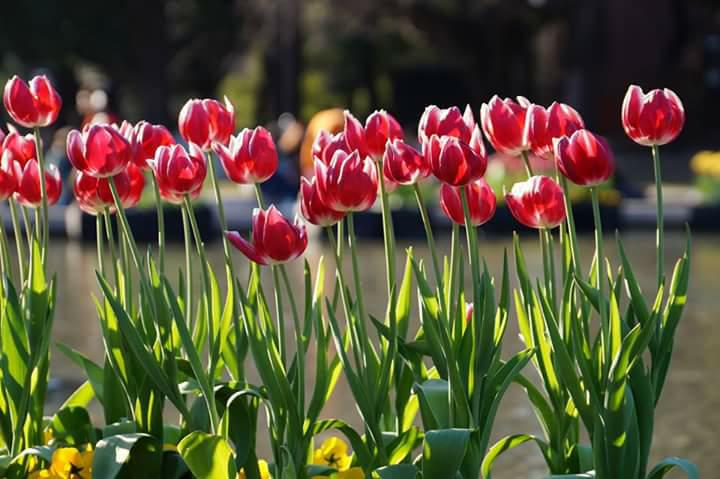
left=226, top=205, right=308, bottom=265
left=122, top=164, right=146, bottom=208
left=524, top=102, right=584, bottom=160
left=131, top=121, right=175, bottom=169
left=312, top=130, right=333, bottom=163
left=315, top=150, right=378, bottom=212
left=314, top=131, right=350, bottom=165
left=466, top=302, right=473, bottom=324
left=67, top=124, right=132, bottom=178
left=149, top=143, right=206, bottom=200
left=418, top=105, right=476, bottom=146
left=622, top=85, right=685, bottom=146
left=178, top=97, right=235, bottom=150
left=480, top=95, right=531, bottom=156
left=3, top=75, right=62, bottom=128
left=212, top=127, right=278, bottom=184
left=73, top=170, right=131, bottom=215
left=383, top=139, right=429, bottom=186
left=554, top=129, right=615, bottom=187
left=0, top=152, right=18, bottom=200
left=299, top=176, right=344, bottom=226
left=440, top=178, right=496, bottom=226
left=428, top=135, right=487, bottom=186
left=365, top=110, right=403, bottom=159
left=505, top=175, right=566, bottom=229
left=14, top=159, right=62, bottom=208
left=2, top=128, right=37, bottom=167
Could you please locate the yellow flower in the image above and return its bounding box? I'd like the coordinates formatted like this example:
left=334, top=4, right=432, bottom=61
left=28, top=470, right=52, bottom=479
left=47, top=447, right=94, bottom=479
left=337, top=467, right=365, bottom=479
left=44, top=428, right=55, bottom=445
left=238, top=459, right=271, bottom=479
left=312, top=437, right=353, bottom=473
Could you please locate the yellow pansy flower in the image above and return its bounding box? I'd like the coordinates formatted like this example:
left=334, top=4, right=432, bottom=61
left=47, top=446, right=94, bottom=479
left=238, top=459, right=271, bottom=479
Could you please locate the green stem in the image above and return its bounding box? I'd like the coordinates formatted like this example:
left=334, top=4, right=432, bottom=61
left=414, top=184, right=442, bottom=291
left=460, top=187, right=481, bottom=285
left=183, top=195, right=219, bottom=433
left=331, top=220, right=344, bottom=309
left=375, top=159, right=396, bottom=298
left=447, top=223, right=460, bottom=321
left=181, top=208, right=194, bottom=328
left=107, top=177, right=142, bottom=272
left=0, top=213, right=12, bottom=283
left=103, top=209, right=121, bottom=294
left=651, top=144, right=664, bottom=288
left=520, top=150, right=534, bottom=178
left=32, top=127, right=49, bottom=263
left=271, top=265, right=287, bottom=364
left=347, top=213, right=370, bottom=351
left=280, top=265, right=304, bottom=412
left=150, top=174, right=166, bottom=273
left=590, top=188, right=609, bottom=379
left=8, top=199, right=26, bottom=282
left=254, top=183, right=265, bottom=209
left=559, top=175, right=580, bottom=274
left=96, top=214, right=105, bottom=277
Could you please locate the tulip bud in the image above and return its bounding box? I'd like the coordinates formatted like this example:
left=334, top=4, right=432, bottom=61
left=315, top=150, right=378, bottom=212
left=524, top=102, right=584, bottom=160
left=3, top=75, right=62, bottom=128
left=313, top=131, right=350, bottom=165
left=0, top=152, right=18, bottom=200
left=382, top=139, right=429, bottom=186
left=428, top=135, right=487, bottom=186
left=621, top=85, right=685, bottom=146
left=480, top=95, right=530, bottom=156
left=418, top=105, right=476, bottom=146
left=122, top=164, right=146, bottom=208
left=365, top=110, right=403, bottom=159
left=299, top=176, right=344, bottom=226
left=131, top=121, right=175, bottom=169
left=343, top=111, right=370, bottom=159
left=226, top=205, right=308, bottom=265
left=2, top=128, right=37, bottom=167
left=178, top=97, right=235, bottom=150
left=67, top=124, right=133, bottom=178
left=212, top=127, right=278, bottom=184
left=439, top=178, right=496, bottom=226
left=149, top=143, right=206, bottom=203
left=505, top=175, right=566, bottom=229
left=14, top=159, right=62, bottom=208
left=554, top=129, right=615, bottom=187
left=73, top=170, right=131, bottom=215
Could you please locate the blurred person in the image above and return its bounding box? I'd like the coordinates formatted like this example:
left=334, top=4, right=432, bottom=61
left=261, top=112, right=303, bottom=199
left=299, top=108, right=344, bottom=177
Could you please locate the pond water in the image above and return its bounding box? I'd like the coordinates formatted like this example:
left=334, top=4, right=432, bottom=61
left=43, top=231, right=718, bottom=477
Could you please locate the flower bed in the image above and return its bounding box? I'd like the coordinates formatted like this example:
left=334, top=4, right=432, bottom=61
left=0, top=77, right=697, bottom=479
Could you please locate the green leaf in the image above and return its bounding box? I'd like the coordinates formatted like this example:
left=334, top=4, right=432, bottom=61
left=375, top=464, right=418, bottom=479
left=481, top=434, right=551, bottom=478
left=422, top=428, right=471, bottom=478
left=647, top=457, right=698, bottom=479
left=55, top=343, right=105, bottom=404
left=177, top=431, right=237, bottom=479
left=414, top=380, right=450, bottom=430
left=50, top=406, right=95, bottom=445
left=93, top=433, right=162, bottom=479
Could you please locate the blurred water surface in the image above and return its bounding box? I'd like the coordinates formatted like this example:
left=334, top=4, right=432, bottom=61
left=44, top=231, right=718, bottom=477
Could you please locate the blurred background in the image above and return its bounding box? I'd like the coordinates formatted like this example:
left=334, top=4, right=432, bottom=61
left=2, top=1, right=720, bottom=476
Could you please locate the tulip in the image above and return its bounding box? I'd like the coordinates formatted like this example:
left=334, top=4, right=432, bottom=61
left=343, top=111, right=370, bottom=159
left=427, top=135, right=487, bottom=186
left=131, top=121, right=175, bottom=169
left=383, top=139, right=429, bottom=186
left=14, top=159, right=62, bottom=208
left=299, top=176, right=344, bottom=226
left=73, top=170, right=131, bottom=215
left=365, top=110, right=403, bottom=159
left=178, top=97, right=235, bottom=150
left=466, top=302, right=473, bottom=324
left=440, top=178, right=496, bottom=226
left=226, top=205, right=308, bottom=265
left=149, top=143, right=206, bottom=201
left=554, top=129, right=615, bottom=187
left=418, top=105, right=476, bottom=145
left=313, top=131, right=350, bottom=166
left=212, top=127, right=278, bottom=184
left=621, top=85, right=685, bottom=146
left=315, top=150, right=378, bottom=212
left=0, top=152, right=18, bottom=200
left=122, top=164, right=146, bottom=208
left=480, top=95, right=531, bottom=156
left=505, top=175, right=566, bottom=229
left=67, top=124, right=133, bottom=178
left=3, top=75, right=62, bottom=128
left=524, top=102, right=585, bottom=160
left=2, top=129, right=37, bottom=167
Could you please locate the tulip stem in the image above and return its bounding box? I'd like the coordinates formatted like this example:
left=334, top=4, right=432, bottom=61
left=414, top=183, right=443, bottom=292
left=521, top=150, right=534, bottom=178
left=181, top=208, right=194, bottom=329
left=280, top=265, right=304, bottom=413
left=590, top=187, right=609, bottom=379
left=253, top=183, right=265, bottom=209
left=150, top=174, right=166, bottom=273
left=347, top=213, right=370, bottom=351
left=447, top=222, right=460, bottom=322
left=375, top=159, right=396, bottom=298
left=8, top=199, right=26, bottom=282
left=652, top=144, right=664, bottom=288
left=559, top=176, right=580, bottom=274
left=0, top=212, right=12, bottom=283
left=32, top=127, right=49, bottom=264
left=107, top=177, right=142, bottom=272
left=206, top=151, right=236, bottom=278
left=96, top=214, right=105, bottom=277
left=331, top=220, right=344, bottom=309
left=103, top=209, right=121, bottom=294
left=460, top=187, right=481, bottom=286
